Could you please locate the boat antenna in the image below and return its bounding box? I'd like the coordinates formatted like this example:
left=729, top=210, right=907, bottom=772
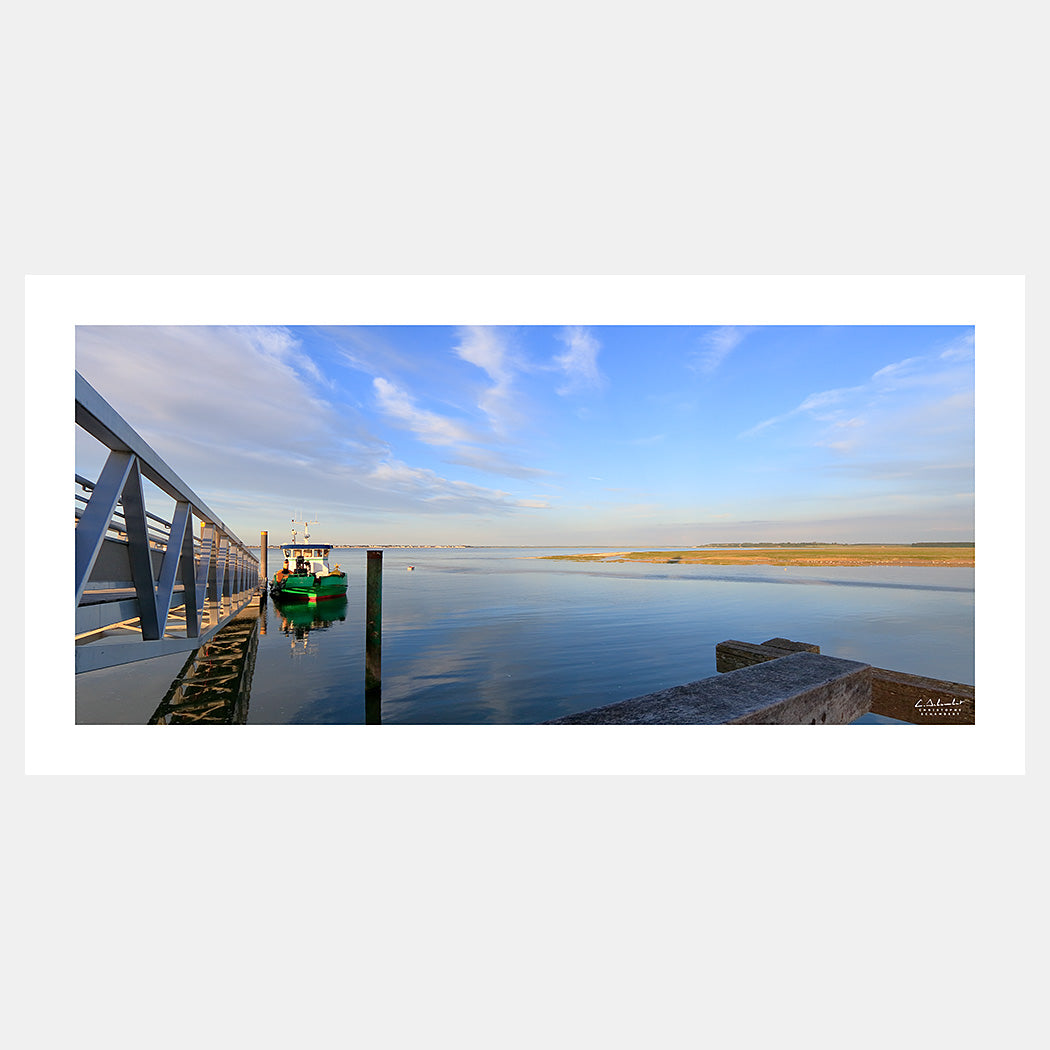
left=291, top=514, right=318, bottom=542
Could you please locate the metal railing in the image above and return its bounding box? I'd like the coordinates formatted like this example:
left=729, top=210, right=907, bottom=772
left=75, top=371, right=260, bottom=673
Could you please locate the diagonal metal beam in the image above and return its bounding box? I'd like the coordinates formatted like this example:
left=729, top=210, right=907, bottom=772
left=75, top=450, right=135, bottom=605
left=120, top=459, right=162, bottom=640
left=155, top=500, right=192, bottom=636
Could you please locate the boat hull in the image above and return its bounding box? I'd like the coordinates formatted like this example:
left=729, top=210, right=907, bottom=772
left=270, top=572, right=348, bottom=602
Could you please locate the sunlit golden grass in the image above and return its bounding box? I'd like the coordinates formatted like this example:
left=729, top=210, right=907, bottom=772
left=543, top=545, right=974, bottom=567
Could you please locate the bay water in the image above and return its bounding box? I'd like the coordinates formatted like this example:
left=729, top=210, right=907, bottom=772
left=75, top=547, right=975, bottom=725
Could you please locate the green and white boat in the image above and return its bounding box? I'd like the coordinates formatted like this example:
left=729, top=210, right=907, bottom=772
left=269, top=521, right=347, bottom=603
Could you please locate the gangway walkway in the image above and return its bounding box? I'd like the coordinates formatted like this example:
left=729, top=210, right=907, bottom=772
left=75, top=371, right=260, bottom=673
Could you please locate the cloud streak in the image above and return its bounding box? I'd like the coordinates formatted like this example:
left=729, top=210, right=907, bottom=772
left=742, top=384, right=863, bottom=436
left=372, top=361, right=548, bottom=481
left=365, top=458, right=546, bottom=512
left=738, top=344, right=974, bottom=506
left=454, top=325, right=520, bottom=432
left=553, top=326, right=606, bottom=395
left=741, top=347, right=973, bottom=440
left=690, top=326, right=754, bottom=375
left=373, top=376, right=478, bottom=446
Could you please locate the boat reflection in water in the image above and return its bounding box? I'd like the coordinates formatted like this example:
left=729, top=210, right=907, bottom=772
left=273, top=595, right=348, bottom=656
left=148, top=605, right=262, bottom=725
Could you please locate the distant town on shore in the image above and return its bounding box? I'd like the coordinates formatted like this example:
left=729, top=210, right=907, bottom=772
left=254, top=543, right=472, bottom=549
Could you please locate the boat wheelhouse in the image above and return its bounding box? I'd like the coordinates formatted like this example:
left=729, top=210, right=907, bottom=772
left=280, top=543, right=337, bottom=577
left=269, top=521, right=348, bottom=602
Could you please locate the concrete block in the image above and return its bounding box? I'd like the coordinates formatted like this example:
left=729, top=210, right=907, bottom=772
left=762, top=637, right=821, bottom=654
left=715, top=639, right=783, bottom=673
left=545, top=652, right=872, bottom=725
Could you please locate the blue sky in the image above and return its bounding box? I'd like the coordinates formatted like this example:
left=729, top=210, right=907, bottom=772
left=74, top=324, right=975, bottom=546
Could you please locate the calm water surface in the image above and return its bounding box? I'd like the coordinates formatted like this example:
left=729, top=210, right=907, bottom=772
left=75, top=547, right=975, bottom=725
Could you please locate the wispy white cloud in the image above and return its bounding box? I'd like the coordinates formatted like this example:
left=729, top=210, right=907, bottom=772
left=740, top=344, right=974, bottom=497
left=742, top=347, right=972, bottom=439
left=797, top=388, right=856, bottom=413
left=365, top=458, right=549, bottom=513
left=817, top=416, right=865, bottom=454
left=939, top=330, right=975, bottom=362
left=373, top=377, right=478, bottom=446
left=741, top=384, right=862, bottom=437
left=75, top=325, right=345, bottom=476
left=690, top=326, right=754, bottom=375
left=320, top=325, right=420, bottom=379
left=444, top=446, right=552, bottom=480
left=454, top=324, right=607, bottom=422
left=371, top=353, right=551, bottom=481
left=553, top=326, right=606, bottom=395
left=871, top=356, right=925, bottom=381
left=454, top=325, right=514, bottom=386
left=454, top=325, right=520, bottom=432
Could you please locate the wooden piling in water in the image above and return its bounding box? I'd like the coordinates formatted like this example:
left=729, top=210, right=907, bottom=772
left=259, top=531, right=268, bottom=603
left=365, top=549, right=383, bottom=723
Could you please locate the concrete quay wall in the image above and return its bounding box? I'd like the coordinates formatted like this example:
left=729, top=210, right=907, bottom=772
left=544, top=651, right=872, bottom=725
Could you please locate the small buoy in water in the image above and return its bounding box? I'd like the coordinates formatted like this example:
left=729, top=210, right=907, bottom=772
left=407, top=565, right=415, bottom=571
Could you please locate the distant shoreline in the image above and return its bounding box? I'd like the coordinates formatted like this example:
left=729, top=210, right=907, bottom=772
left=539, top=545, right=975, bottom=567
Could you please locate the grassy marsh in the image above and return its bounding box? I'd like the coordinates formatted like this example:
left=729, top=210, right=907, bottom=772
left=542, top=545, right=974, bottom=567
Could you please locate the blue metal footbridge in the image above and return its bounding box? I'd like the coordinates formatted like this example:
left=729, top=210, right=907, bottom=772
left=75, top=372, right=261, bottom=673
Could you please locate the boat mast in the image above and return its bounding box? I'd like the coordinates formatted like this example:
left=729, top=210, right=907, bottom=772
left=291, top=514, right=319, bottom=543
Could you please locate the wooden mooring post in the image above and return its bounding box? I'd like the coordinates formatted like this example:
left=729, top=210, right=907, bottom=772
left=259, top=531, right=268, bottom=603
left=365, top=549, right=383, bottom=724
